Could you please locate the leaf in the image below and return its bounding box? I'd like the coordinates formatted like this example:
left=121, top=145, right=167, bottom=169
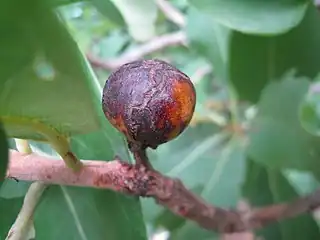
left=171, top=136, right=246, bottom=240
left=69, top=57, right=132, bottom=160
left=109, top=0, right=157, bottom=42
left=0, top=197, right=24, bottom=238
left=0, top=124, right=8, bottom=186
left=91, top=0, right=126, bottom=26
left=299, top=81, right=320, bottom=136
left=229, top=4, right=320, bottom=102
left=141, top=119, right=246, bottom=239
left=32, top=58, right=147, bottom=239
left=34, top=186, right=146, bottom=240
left=141, top=123, right=223, bottom=223
left=186, top=6, right=230, bottom=82
left=49, top=0, right=84, bottom=7
left=189, top=0, right=309, bottom=35
left=0, top=0, right=100, bottom=140
left=242, top=160, right=320, bottom=239
left=0, top=179, right=30, bottom=199
left=247, top=75, right=320, bottom=175
left=284, top=169, right=320, bottom=196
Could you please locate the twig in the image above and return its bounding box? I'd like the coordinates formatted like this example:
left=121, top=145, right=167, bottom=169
left=190, top=64, right=212, bottom=85
left=6, top=140, right=47, bottom=240
left=155, top=0, right=185, bottom=27
left=6, top=182, right=47, bottom=240
left=6, top=150, right=320, bottom=233
left=87, top=31, right=187, bottom=70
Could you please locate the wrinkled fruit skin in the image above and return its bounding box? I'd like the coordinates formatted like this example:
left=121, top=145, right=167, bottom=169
left=102, top=59, right=196, bottom=150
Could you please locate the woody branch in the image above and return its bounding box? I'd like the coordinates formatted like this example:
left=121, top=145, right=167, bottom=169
left=6, top=150, right=320, bottom=234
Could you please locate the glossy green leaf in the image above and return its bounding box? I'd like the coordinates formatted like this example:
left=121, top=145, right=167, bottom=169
left=243, top=160, right=320, bottom=239
left=299, top=81, right=320, bottom=136
left=0, top=197, right=24, bottom=238
left=248, top=75, right=320, bottom=173
left=189, top=0, right=309, bottom=35
left=229, top=5, right=320, bottom=102
left=0, top=124, right=8, bottom=186
left=109, top=0, right=157, bottom=42
left=0, top=0, right=100, bottom=140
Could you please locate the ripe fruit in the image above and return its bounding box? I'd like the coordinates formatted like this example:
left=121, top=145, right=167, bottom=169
left=102, top=59, right=196, bottom=152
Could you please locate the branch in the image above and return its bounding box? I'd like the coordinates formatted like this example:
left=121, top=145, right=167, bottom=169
left=6, top=150, right=320, bottom=233
left=6, top=140, right=47, bottom=240
left=6, top=182, right=46, bottom=240
left=87, top=31, right=187, bottom=70
left=155, top=0, right=185, bottom=27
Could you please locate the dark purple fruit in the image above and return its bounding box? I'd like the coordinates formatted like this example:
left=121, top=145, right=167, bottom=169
left=102, top=59, right=196, bottom=151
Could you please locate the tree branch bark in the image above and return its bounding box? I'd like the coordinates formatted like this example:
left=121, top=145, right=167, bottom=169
left=6, top=150, right=320, bottom=233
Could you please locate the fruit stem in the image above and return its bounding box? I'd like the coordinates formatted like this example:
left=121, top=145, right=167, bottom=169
left=132, top=148, right=154, bottom=170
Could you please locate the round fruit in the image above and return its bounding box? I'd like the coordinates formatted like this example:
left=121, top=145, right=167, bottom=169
left=102, top=59, right=196, bottom=151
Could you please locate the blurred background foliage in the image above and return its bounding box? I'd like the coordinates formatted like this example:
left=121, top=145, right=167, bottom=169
left=2, top=0, right=320, bottom=239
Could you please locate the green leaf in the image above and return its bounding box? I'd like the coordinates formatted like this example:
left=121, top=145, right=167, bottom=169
left=248, top=75, right=320, bottom=174
left=229, top=4, right=320, bottom=102
left=189, top=0, right=309, bottom=35
left=0, top=179, right=30, bottom=199
left=243, top=160, right=320, bottom=239
left=98, top=30, right=129, bottom=59
left=0, top=0, right=100, bottom=140
left=69, top=57, right=131, bottom=160
left=142, top=120, right=246, bottom=239
left=186, top=6, right=230, bottom=82
left=32, top=58, right=147, bottom=239
left=34, top=186, right=147, bottom=240
left=49, top=0, right=85, bottom=7
left=171, top=136, right=246, bottom=240
left=0, top=124, right=8, bottom=185
left=109, top=0, right=158, bottom=42
left=0, top=197, right=24, bottom=238
left=91, top=0, right=126, bottom=26
left=299, top=81, right=320, bottom=136
left=284, top=169, right=320, bottom=196
left=142, top=123, right=222, bottom=223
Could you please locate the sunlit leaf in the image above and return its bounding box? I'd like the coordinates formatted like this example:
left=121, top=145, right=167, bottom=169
left=189, top=0, right=309, bottom=35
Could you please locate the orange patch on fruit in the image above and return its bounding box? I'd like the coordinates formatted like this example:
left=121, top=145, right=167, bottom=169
left=106, top=112, right=132, bottom=140
left=165, top=80, right=196, bottom=140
